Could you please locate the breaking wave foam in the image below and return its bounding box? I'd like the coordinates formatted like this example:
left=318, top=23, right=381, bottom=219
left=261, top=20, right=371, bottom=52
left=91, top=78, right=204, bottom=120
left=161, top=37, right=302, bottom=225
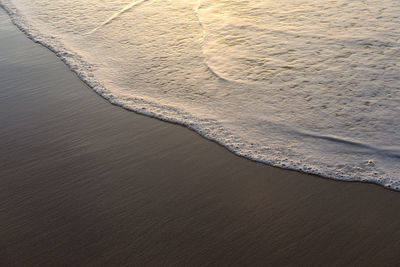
left=1, top=0, right=399, bottom=190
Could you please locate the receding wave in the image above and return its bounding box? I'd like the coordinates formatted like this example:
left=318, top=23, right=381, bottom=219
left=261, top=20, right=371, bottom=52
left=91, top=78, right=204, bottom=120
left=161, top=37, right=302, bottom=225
left=1, top=0, right=399, bottom=190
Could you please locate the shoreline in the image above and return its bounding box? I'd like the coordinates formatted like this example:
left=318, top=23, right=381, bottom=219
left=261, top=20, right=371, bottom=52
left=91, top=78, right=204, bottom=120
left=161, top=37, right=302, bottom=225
left=1, top=3, right=395, bottom=190
left=1, top=8, right=400, bottom=266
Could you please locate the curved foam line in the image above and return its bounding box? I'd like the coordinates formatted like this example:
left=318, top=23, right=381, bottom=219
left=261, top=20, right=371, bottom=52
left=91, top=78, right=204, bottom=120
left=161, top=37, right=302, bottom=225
left=87, top=0, right=150, bottom=35
left=194, top=0, right=242, bottom=84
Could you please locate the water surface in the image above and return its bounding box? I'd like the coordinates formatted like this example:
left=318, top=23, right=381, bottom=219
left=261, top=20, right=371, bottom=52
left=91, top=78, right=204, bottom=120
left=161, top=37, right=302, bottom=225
left=1, top=0, right=399, bottom=188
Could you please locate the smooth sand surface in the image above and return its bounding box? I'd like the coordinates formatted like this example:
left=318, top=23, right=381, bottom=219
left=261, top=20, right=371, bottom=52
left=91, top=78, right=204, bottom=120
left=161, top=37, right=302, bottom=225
left=1, top=10, right=400, bottom=267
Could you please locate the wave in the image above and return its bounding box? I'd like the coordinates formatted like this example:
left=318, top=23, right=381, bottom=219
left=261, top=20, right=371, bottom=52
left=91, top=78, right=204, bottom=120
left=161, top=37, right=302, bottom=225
left=1, top=0, right=399, bottom=191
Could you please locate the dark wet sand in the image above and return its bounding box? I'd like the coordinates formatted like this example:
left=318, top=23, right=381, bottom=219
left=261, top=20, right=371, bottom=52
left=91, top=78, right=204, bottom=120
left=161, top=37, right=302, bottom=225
left=1, top=10, right=400, bottom=267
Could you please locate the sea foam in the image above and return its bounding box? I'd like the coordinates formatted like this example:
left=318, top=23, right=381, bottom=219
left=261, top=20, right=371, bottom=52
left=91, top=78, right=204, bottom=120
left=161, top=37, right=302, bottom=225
left=1, top=0, right=399, bottom=189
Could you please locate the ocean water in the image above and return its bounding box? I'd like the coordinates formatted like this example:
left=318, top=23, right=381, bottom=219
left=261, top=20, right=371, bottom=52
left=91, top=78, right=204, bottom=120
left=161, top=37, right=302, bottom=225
left=1, top=0, right=399, bottom=189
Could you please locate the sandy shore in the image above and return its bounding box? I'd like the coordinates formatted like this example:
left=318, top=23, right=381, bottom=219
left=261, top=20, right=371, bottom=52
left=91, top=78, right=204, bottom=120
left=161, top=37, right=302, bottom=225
left=1, top=9, right=400, bottom=266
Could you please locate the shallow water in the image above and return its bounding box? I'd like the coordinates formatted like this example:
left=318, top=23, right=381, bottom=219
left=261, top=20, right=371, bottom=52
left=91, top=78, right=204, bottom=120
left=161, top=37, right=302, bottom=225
left=1, top=0, right=399, bottom=188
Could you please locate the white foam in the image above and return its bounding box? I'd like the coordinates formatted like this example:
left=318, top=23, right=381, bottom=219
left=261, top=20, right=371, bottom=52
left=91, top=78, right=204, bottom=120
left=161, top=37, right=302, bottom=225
left=1, top=0, right=399, bottom=190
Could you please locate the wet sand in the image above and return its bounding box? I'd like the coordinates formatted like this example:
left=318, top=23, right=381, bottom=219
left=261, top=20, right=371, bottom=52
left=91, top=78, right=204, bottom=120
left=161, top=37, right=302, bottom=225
left=1, top=9, right=400, bottom=267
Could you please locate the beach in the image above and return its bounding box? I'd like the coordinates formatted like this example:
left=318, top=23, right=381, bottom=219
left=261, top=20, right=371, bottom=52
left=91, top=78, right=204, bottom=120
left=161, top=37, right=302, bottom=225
left=1, top=8, right=400, bottom=266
